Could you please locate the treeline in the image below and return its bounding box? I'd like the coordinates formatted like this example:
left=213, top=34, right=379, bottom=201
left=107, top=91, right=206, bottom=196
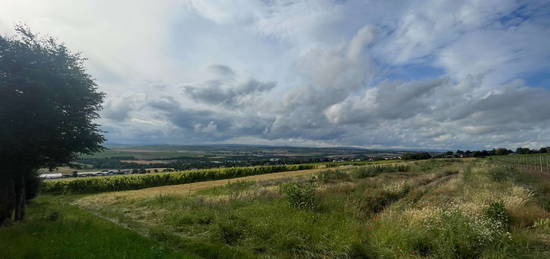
left=74, top=156, right=363, bottom=170
left=403, top=146, right=550, bottom=160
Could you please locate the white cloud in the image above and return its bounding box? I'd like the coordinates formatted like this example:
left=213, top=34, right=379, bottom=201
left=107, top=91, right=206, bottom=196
left=1, top=0, right=550, bottom=149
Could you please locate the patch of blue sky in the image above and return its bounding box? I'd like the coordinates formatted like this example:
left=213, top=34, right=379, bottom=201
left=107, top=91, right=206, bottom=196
left=383, top=63, right=445, bottom=82
left=524, top=71, right=550, bottom=89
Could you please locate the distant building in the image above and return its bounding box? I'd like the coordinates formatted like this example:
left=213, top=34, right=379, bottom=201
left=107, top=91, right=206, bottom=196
left=39, top=173, right=63, bottom=179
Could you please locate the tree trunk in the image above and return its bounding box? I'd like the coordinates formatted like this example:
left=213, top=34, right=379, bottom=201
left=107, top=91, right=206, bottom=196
left=0, top=174, right=16, bottom=225
left=14, top=174, right=26, bottom=221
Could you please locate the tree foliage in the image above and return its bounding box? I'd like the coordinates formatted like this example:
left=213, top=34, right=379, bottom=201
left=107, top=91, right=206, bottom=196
left=402, top=152, right=432, bottom=160
left=0, top=26, right=104, bottom=224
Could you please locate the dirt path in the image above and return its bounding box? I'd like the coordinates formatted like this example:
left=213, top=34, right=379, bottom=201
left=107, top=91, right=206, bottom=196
left=76, top=166, right=352, bottom=205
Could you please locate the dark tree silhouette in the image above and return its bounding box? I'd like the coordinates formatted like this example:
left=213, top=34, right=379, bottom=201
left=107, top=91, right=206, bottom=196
left=0, top=26, right=104, bottom=224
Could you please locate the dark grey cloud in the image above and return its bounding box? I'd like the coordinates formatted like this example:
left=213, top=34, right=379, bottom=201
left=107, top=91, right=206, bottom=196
left=103, top=95, right=145, bottom=121
left=149, top=96, right=272, bottom=141
left=184, top=79, right=276, bottom=108
left=183, top=65, right=276, bottom=108
left=208, top=64, right=236, bottom=78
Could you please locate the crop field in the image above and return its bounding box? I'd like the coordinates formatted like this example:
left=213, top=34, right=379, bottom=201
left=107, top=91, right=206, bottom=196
left=72, top=145, right=405, bottom=172
left=2, top=158, right=550, bottom=258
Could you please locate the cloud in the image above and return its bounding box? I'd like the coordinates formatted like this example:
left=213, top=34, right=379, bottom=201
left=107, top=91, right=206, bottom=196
left=103, top=94, right=146, bottom=121
left=2, top=0, right=550, bottom=149
left=183, top=65, right=276, bottom=108
left=148, top=96, right=272, bottom=141
left=324, top=78, right=446, bottom=124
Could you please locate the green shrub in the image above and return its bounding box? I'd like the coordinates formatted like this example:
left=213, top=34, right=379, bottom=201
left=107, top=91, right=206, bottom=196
left=317, top=170, right=349, bottom=183
left=280, top=182, right=318, bottom=210
left=348, top=242, right=377, bottom=259
left=358, top=190, right=408, bottom=215
left=350, top=167, right=379, bottom=178
left=216, top=216, right=249, bottom=245
left=351, top=165, right=409, bottom=179
left=425, top=208, right=510, bottom=258
left=483, top=201, right=511, bottom=229
left=488, top=167, right=515, bottom=182
left=153, top=193, right=178, bottom=204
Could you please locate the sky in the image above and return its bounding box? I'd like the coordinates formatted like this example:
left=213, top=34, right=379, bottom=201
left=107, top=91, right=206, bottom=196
left=1, top=0, right=550, bottom=150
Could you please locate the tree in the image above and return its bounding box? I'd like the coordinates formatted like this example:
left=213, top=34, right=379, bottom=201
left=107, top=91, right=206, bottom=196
left=515, top=147, right=531, bottom=155
left=402, top=152, right=432, bottom=160
left=495, top=148, right=511, bottom=156
left=0, top=26, right=104, bottom=224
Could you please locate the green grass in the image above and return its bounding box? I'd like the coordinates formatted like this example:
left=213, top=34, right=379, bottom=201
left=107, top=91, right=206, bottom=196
left=4, top=159, right=550, bottom=258
left=74, top=161, right=462, bottom=258
left=0, top=196, right=193, bottom=259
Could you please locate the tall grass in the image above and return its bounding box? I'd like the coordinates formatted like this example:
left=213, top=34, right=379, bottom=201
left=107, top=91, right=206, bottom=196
left=0, top=196, right=190, bottom=259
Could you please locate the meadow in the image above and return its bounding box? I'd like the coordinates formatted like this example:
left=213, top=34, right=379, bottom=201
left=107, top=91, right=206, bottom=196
left=2, top=158, right=550, bottom=258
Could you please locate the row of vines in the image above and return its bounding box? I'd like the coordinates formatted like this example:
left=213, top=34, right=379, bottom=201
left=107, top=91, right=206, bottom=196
left=490, top=154, right=550, bottom=174
left=41, top=164, right=319, bottom=194
left=41, top=158, right=402, bottom=194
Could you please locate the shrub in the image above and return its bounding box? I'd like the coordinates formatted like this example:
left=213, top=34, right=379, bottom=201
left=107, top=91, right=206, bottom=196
left=483, top=201, right=511, bottom=229
left=424, top=208, right=510, bottom=258
left=351, top=165, right=409, bottom=179
left=488, top=167, right=514, bottom=182
left=152, top=193, right=178, bottom=204
left=358, top=189, right=409, bottom=215
left=280, top=181, right=318, bottom=210
left=216, top=216, right=248, bottom=245
left=402, top=152, right=432, bottom=160
left=317, top=170, right=349, bottom=183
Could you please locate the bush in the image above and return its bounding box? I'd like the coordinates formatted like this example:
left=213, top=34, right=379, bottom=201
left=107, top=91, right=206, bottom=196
left=425, top=208, right=510, bottom=258
left=317, top=170, right=349, bottom=183
left=403, top=152, right=432, bottom=160
left=488, top=167, right=515, bottom=182
left=351, top=165, right=409, bottom=179
left=280, top=181, right=318, bottom=210
left=357, top=189, right=409, bottom=215
left=483, top=201, right=511, bottom=229
left=216, top=216, right=248, bottom=245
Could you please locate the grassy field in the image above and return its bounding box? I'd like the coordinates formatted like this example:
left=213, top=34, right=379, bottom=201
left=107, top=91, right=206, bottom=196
left=2, top=158, right=550, bottom=258
left=0, top=196, right=194, bottom=259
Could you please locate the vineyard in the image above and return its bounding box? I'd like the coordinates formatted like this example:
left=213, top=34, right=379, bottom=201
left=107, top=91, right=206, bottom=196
left=41, top=164, right=318, bottom=194
left=491, top=154, right=550, bottom=174
left=41, top=160, right=402, bottom=194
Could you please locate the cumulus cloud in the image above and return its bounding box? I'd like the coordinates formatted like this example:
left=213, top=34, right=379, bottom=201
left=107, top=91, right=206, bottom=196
left=183, top=65, right=276, bottom=108
left=2, top=0, right=550, bottom=149
left=148, top=96, right=272, bottom=141
left=103, top=94, right=147, bottom=121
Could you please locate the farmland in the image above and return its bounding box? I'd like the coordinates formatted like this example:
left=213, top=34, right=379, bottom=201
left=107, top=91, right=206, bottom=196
left=2, top=157, right=550, bottom=258
left=67, top=145, right=407, bottom=173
